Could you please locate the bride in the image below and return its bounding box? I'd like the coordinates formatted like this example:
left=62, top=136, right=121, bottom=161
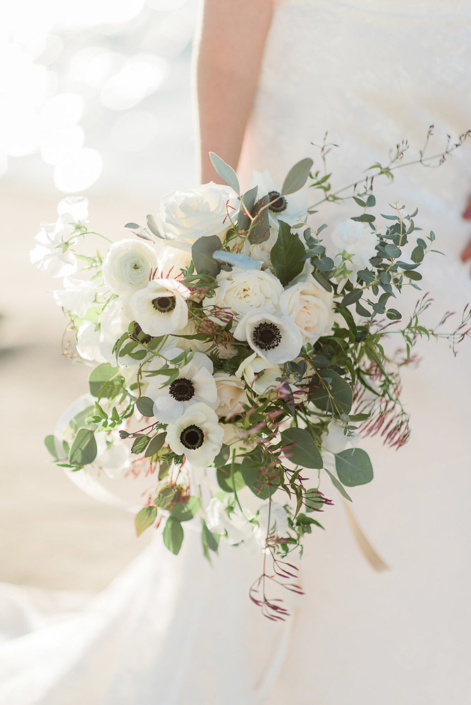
left=2, top=0, right=471, bottom=703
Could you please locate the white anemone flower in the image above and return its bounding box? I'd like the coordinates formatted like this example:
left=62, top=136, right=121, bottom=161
left=236, top=352, right=282, bottom=396
left=234, top=310, right=303, bottom=364
left=166, top=402, right=224, bottom=469
left=102, top=239, right=158, bottom=296
left=128, top=278, right=190, bottom=337
left=146, top=352, right=218, bottom=423
left=250, top=169, right=308, bottom=228
left=53, top=277, right=97, bottom=317
left=328, top=220, right=378, bottom=283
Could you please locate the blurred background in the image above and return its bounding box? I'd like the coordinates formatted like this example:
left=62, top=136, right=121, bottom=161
left=0, top=0, right=199, bottom=591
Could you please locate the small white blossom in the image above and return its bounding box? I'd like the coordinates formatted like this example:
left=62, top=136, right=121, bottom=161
left=234, top=310, right=303, bottom=364
left=53, top=277, right=97, bottom=317
left=146, top=352, right=218, bottom=423
left=251, top=169, right=308, bottom=228
left=102, top=239, right=158, bottom=296
left=128, top=278, right=190, bottom=337
left=166, top=402, right=224, bottom=469
left=328, top=220, right=378, bottom=283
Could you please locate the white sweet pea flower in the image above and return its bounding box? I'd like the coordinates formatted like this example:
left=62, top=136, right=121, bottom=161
left=77, top=321, right=106, bottom=363
left=102, top=239, right=158, bottom=296
left=214, top=372, right=248, bottom=418
left=166, top=402, right=224, bottom=469
left=160, top=183, right=237, bottom=250
left=234, top=310, right=303, bottom=364
left=94, top=432, right=131, bottom=479
left=206, top=497, right=253, bottom=544
left=328, top=220, right=378, bottom=283
left=53, top=277, right=97, bottom=317
left=99, top=297, right=135, bottom=366
left=128, top=278, right=190, bottom=337
left=236, top=352, right=282, bottom=396
left=251, top=169, right=308, bottom=227
left=57, top=196, right=89, bottom=224
left=254, top=501, right=289, bottom=547
left=204, top=267, right=283, bottom=320
left=146, top=352, right=218, bottom=423
left=323, top=420, right=361, bottom=454
left=280, top=277, right=334, bottom=344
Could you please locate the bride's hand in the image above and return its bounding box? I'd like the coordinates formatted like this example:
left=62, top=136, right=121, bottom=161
left=461, top=195, right=471, bottom=262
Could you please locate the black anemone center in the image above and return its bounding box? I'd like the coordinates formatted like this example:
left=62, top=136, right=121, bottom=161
left=252, top=322, right=282, bottom=351
left=169, top=377, right=195, bottom=402
left=268, top=191, right=288, bottom=213
left=131, top=322, right=152, bottom=345
left=152, top=296, right=176, bottom=313
left=180, top=424, right=204, bottom=450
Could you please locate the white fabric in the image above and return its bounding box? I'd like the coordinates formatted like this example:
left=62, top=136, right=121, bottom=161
left=2, top=1, right=471, bottom=702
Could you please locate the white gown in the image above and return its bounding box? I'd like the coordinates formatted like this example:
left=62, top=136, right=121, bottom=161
left=2, top=1, right=471, bottom=703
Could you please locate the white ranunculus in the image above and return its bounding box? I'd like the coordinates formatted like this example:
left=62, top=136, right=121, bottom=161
left=234, top=310, right=303, bottom=364
left=328, top=220, right=378, bottom=282
left=204, top=267, right=283, bottom=321
left=77, top=321, right=106, bottom=363
left=166, top=402, right=224, bottom=469
left=160, top=183, right=237, bottom=250
left=251, top=169, right=308, bottom=228
left=146, top=352, right=218, bottom=423
left=254, top=501, right=289, bottom=547
left=102, top=239, right=158, bottom=296
left=236, top=352, right=282, bottom=396
left=280, top=278, right=334, bottom=344
left=53, top=277, right=97, bottom=317
left=214, top=372, right=248, bottom=418
left=128, top=278, right=189, bottom=337
left=205, top=497, right=253, bottom=544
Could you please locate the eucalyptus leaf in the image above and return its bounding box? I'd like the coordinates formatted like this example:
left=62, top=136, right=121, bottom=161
left=281, top=427, right=323, bottom=469
left=335, top=448, right=373, bottom=487
left=89, top=364, right=125, bottom=399
left=241, top=454, right=278, bottom=500
left=145, top=433, right=166, bottom=458
left=136, top=396, right=155, bottom=417
left=212, top=250, right=262, bottom=270
left=311, top=370, right=352, bottom=415
left=209, top=152, right=240, bottom=194
left=163, top=516, right=184, bottom=555
left=341, top=289, right=363, bottom=307
left=324, top=468, right=352, bottom=501
left=281, top=158, right=314, bottom=195
left=270, top=221, right=306, bottom=285
left=69, top=428, right=97, bottom=466
left=238, top=186, right=258, bottom=232
left=171, top=496, right=202, bottom=522
left=135, top=505, right=157, bottom=537
left=217, top=464, right=246, bottom=493
left=131, top=435, right=150, bottom=455
left=191, top=235, right=221, bottom=277
left=249, top=196, right=270, bottom=244
left=44, top=435, right=60, bottom=461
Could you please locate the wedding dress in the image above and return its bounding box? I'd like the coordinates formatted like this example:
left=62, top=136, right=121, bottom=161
left=2, top=1, right=471, bottom=703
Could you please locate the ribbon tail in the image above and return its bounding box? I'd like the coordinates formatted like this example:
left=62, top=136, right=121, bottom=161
left=343, top=501, right=390, bottom=572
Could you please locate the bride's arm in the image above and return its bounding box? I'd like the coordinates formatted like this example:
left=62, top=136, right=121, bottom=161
left=194, top=0, right=274, bottom=184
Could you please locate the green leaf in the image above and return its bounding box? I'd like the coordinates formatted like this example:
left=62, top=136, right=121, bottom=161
left=135, top=505, right=157, bottom=537
left=89, top=363, right=125, bottom=399
left=171, top=496, right=202, bottom=522
left=335, top=448, right=374, bottom=487
left=163, top=516, right=184, bottom=555
left=311, top=370, right=352, bottom=415
left=249, top=196, right=270, bottom=244
left=241, top=453, right=278, bottom=500
left=191, top=235, right=221, bottom=278
left=411, top=246, right=424, bottom=263
left=270, top=220, right=306, bottom=285
left=69, top=428, right=97, bottom=466
left=341, top=289, right=363, bottom=307
left=404, top=270, right=422, bottom=281
left=324, top=467, right=352, bottom=501
left=212, top=250, right=261, bottom=269
left=131, top=435, right=150, bottom=455
left=213, top=444, right=230, bottom=467
left=136, top=396, right=155, bottom=417
left=209, top=152, right=240, bottom=194
left=238, top=186, right=258, bottom=232
left=217, top=464, right=246, bottom=493
left=154, top=486, right=180, bottom=510
left=44, top=435, right=59, bottom=460
left=386, top=308, right=402, bottom=320
left=281, top=427, right=323, bottom=469
left=384, top=244, right=401, bottom=258
left=202, top=520, right=219, bottom=554
left=145, top=433, right=166, bottom=458
left=281, top=158, right=313, bottom=195
left=351, top=214, right=375, bottom=223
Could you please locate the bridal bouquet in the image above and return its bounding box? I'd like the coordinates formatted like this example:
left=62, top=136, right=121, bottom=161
left=32, top=145, right=470, bottom=619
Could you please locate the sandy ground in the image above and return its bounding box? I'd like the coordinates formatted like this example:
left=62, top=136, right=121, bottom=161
left=0, top=184, right=156, bottom=591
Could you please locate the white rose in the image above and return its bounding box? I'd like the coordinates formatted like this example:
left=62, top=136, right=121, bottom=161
left=160, top=183, right=237, bottom=249
left=328, top=220, right=378, bottom=282
left=166, top=402, right=224, bottom=469
left=236, top=352, right=282, bottom=396
left=204, top=267, right=283, bottom=320
left=53, top=277, right=97, bottom=317
left=128, top=278, right=189, bottom=337
left=241, top=227, right=278, bottom=266
left=102, top=239, right=158, bottom=296
left=158, top=245, right=192, bottom=278
left=214, top=372, right=248, bottom=418
left=234, top=310, right=303, bottom=364
left=280, top=278, right=334, bottom=344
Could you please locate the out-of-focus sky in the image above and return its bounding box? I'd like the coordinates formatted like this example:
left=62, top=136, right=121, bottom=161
left=0, top=0, right=198, bottom=199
